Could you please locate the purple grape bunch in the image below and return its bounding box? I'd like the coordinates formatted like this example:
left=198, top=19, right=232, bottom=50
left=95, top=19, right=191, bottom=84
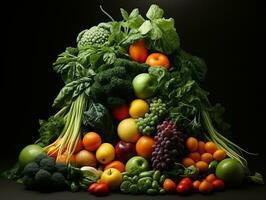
left=151, top=119, right=186, bottom=171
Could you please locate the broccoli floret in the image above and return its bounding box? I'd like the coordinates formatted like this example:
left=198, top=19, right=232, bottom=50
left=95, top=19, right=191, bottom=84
left=34, top=153, right=47, bottom=164
left=90, top=66, right=133, bottom=106
left=55, top=163, right=68, bottom=176
left=77, top=26, right=110, bottom=48
left=40, top=157, right=55, bottom=173
left=22, top=175, right=36, bottom=189
left=51, top=172, right=67, bottom=190
left=22, top=162, right=40, bottom=177
left=114, top=58, right=149, bottom=75
left=35, top=169, right=52, bottom=187
left=95, top=66, right=126, bottom=84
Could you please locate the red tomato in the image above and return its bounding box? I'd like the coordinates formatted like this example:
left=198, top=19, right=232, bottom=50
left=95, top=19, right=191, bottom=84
left=212, top=179, right=225, bottom=191
left=176, top=184, right=190, bottom=195
left=179, top=177, right=193, bottom=188
left=111, top=104, right=129, bottom=121
left=129, top=40, right=148, bottom=63
left=88, top=183, right=98, bottom=193
left=94, top=183, right=109, bottom=196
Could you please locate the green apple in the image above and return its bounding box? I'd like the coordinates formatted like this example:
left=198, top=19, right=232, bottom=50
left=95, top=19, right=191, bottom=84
left=125, top=156, right=149, bottom=175
left=132, top=73, right=156, bottom=99
left=19, top=144, right=43, bottom=167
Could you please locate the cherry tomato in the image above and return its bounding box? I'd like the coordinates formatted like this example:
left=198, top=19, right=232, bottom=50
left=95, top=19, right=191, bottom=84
left=179, top=177, right=193, bottom=188
left=176, top=184, right=190, bottom=195
left=88, top=183, right=98, bottom=193
left=94, top=183, right=109, bottom=196
left=192, top=180, right=201, bottom=191
left=212, top=179, right=225, bottom=191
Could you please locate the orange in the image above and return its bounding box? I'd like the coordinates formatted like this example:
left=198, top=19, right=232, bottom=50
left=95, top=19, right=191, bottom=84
left=186, top=137, right=198, bottom=152
left=146, top=53, right=170, bottom=69
left=189, top=152, right=201, bottom=162
left=197, top=141, right=206, bottom=154
left=195, top=161, right=209, bottom=172
left=135, top=136, right=155, bottom=159
left=205, top=141, right=217, bottom=154
left=75, top=150, right=97, bottom=168
left=129, top=40, right=148, bottom=63
left=82, top=132, right=102, bottom=151
left=182, top=157, right=195, bottom=167
left=213, top=149, right=226, bottom=161
left=104, top=161, right=125, bottom=172
left=201, top=153, right=213, bottom=164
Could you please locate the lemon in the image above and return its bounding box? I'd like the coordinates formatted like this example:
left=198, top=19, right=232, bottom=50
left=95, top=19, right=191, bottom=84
left=129, top=99, right=149, bottom=118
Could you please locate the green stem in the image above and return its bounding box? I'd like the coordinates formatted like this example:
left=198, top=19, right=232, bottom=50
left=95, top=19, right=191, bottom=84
left=202, top=110, right=250, bottom=172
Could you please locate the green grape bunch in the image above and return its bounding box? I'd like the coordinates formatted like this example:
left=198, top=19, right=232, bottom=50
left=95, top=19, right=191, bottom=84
left=136, top=99, right=167, bottom=135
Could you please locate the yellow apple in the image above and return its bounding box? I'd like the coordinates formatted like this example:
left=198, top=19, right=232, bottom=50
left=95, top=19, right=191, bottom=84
left=96, top=143, right=115, bottom=164
left=100, top=168, right=122, bottom=190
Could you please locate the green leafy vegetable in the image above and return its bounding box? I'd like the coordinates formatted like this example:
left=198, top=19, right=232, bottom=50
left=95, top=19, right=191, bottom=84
left=138, top=4, right=180, bottom=54
left=37, top=116, right=65, bottom=147
left=83, top=102, right=115, bottom=143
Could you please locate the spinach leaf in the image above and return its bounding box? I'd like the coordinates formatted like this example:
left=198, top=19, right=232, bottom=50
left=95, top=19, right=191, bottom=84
left=83, top=102, right=116, bottom=143
left=53, top=75, right=94, bottom=108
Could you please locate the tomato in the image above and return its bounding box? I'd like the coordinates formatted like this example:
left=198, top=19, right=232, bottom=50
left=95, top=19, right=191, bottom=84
left=176, top=184, right=190, bottom=195
left=163, top=178, right=176, bottom=193
left=145, top=53, right=170, bottom=69
left=212, top=179, right=225, bottom=191
left=74, top=139, right=83, bottom=153
left=94, top=183, right=110, bottom=196
left=192, top=180, right=201, bottom=191
left=199, top=180, right=213, bottom=194
left=205, top=173, right=216, bottom=183
left=88, top=183, right=98, bottom=193
left=129, top=40, right=148, bottom=63
left=179, top=178, right=192, bottom=188
left=111, top=104, right=129, bottom=121
left=215, top=158, right=245, bottom=187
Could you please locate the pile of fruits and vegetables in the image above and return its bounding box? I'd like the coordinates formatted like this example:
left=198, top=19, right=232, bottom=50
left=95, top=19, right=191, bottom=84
left=1, top=4, right=263, bottom=196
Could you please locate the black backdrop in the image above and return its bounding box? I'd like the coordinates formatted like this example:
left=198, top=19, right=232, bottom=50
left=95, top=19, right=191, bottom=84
left=1, top=0, right=265, bottom=175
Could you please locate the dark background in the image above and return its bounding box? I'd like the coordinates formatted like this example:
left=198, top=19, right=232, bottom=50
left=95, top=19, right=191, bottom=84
left=1, top=0, right=265, bottom=199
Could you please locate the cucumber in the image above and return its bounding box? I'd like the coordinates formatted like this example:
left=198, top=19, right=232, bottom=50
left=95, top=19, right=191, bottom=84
left=159, top=188, right=166, bottom=194
left=129, top=184, right=138, bottom=194
left=139, top=170, right=154, bottom=178
left=132, top=175, right=138, bottom=184
left=138, top=177, right=152, bottom=192
left=120, top=181, right=131, bottom=193
left=159, top=174, right=166, bottom=184
left=153, top=170, right=161, bottom=181
left=152, top=180, right=159, bottom=189
left=147, top=188, right=158, bottom=195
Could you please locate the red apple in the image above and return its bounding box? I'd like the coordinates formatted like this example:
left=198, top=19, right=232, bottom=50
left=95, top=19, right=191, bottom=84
left=115, top=141, right=136, bottom=163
